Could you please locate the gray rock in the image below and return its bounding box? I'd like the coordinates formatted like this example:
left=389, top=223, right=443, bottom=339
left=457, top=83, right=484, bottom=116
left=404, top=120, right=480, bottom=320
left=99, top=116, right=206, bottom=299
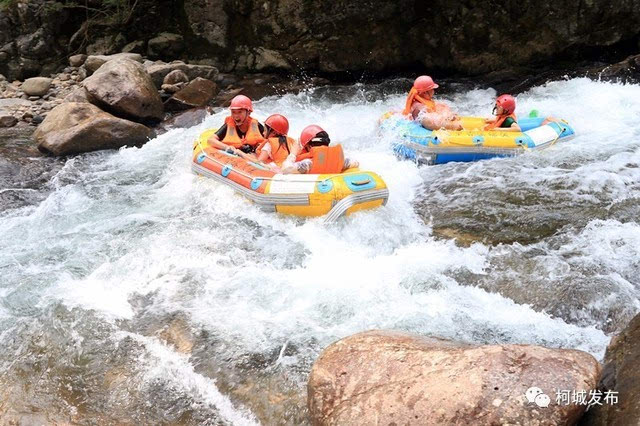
left=147, top=32, right=184, bottom=58
left=16, top=28, right=51, bottom=57
left=122, top=40, right=146, bottom=54
left=163, top=69, right=189, bottom=85
left=0, top=111, right=18, bottom=127
left=253, top=47, right=291, bottom=71
left=83, top=58, right=164, bottom=122
left=84, top=53, right=143, bottom=74
left=146, top=62, right=218, bottom=88
left=0, top=98, right=32, bottom=108
left=309, top=330, right=601, bottom=426
left=69, top=54, right=87, bottom=67
left=155, top=106, right=212, bottom=135
left=86, top=34, right=123, bottom=56
left=34, top=102, right=151, bottom=156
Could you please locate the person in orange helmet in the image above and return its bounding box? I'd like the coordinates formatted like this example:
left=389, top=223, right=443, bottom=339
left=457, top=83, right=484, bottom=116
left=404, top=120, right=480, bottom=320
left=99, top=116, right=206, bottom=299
left=207, top=94, right=265, bottom=158
left=280, top=125, right=359, bottom=174
left=403, top=75, right=462, bottom=131
left=484, top=94, right=521, bottom=131
left=256, top=114, right=298, bottom=166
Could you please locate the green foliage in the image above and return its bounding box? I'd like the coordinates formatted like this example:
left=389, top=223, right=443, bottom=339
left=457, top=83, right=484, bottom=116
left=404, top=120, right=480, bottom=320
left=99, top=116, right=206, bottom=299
left=0, top=0, right=16, bottom=10
left=98, top=0, right=140, bottom=25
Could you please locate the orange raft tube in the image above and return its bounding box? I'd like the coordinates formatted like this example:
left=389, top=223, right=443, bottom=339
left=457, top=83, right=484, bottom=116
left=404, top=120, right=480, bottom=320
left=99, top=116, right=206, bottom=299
left=192, top=129, right=389, bottom=222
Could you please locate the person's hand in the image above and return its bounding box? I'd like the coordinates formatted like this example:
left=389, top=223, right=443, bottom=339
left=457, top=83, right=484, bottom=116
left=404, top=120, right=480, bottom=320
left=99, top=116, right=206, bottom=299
left=267, top=163, right=281, bottom=172
left=484, top=118, right=493, bottom=123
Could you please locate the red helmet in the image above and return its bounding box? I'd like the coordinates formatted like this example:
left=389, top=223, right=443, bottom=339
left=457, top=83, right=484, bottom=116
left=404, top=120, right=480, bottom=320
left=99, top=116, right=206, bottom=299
left=229, top=95, right=253, bottom=112
left=300, top=124, right=328, bottom=148
left=496, top=94, right=516, bottom=114
left=413, top=75, right=439, bottom=92
left=264, top=114, right=289, bottom=136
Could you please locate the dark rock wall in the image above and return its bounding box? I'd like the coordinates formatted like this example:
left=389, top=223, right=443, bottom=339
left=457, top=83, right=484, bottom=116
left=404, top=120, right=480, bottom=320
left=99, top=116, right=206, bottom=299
left=1, top=0, right=640, bottom=80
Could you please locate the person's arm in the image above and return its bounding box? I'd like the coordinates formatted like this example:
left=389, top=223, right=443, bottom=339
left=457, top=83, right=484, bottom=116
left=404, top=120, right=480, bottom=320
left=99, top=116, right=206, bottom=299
left=208, top=124, right=232, bottom=150
left=506, top=121, right=521, bottom=131
left=411, top=102, right=424, bottom=119
left=281, top=159, right=311, bottom=174
left=281, top=141, right=302, bottom=171
left=342, top=158, right=359, bottom=171
left=257, top=142, right=271, bottom=163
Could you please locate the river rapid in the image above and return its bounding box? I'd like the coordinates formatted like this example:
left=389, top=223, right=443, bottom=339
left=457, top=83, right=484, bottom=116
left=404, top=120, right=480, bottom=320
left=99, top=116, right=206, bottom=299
left=1, top=77, right=639, bottom=424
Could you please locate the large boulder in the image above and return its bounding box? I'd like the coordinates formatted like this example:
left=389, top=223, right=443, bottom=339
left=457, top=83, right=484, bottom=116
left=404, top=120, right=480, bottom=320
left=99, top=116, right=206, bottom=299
left=84, top=53, right=143, bottom=74
left=21, top=77, right=52, bottom=96
left=145, top=61, right=218, bottom=88
left=580, top=312, right=640, bottom=425
left=34, top=102, right=151, bottom=156
left=308, top=330, right=601, bottom=426
left=83, top=58, right=164, bottom=122
left=164, top=77, right=217, bottom=112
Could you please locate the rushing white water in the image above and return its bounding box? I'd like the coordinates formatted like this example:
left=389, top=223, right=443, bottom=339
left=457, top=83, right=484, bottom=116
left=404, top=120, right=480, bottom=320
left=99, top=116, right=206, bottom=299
left=1, top=77, right=639, bottom=423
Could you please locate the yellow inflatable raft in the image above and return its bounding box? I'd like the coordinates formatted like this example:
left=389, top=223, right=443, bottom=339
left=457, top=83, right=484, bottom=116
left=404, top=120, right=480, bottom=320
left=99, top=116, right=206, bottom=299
left=192, top=130, right=389, bottom=222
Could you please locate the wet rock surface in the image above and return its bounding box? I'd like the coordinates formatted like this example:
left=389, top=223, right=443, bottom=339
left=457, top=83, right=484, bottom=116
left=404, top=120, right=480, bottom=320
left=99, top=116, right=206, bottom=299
left=308, top=330, right=601, bottom=426
left=34, top=102, right=151, bottom=156
left=83, top=58, right=164, bottom=122
left=581, top=312, right=640, bottom=425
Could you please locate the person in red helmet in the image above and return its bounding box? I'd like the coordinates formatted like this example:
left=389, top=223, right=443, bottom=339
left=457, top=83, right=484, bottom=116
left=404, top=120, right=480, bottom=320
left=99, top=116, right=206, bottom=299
left=402, top=75, right=462, bottom=131
left=256, top=114, right=298, bottom=166
left=207, top=94, right=265, bottom=158
left=484, top=94, right=520, bottom=131
left=280, top=125, right=359, bottom=174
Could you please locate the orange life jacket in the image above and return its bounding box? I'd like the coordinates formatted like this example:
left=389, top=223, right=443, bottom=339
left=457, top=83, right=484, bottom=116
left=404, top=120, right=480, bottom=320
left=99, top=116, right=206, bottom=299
left=296, top=145, right=345, bottom=174
left=402, top=87, right=436, bottom=115
left=266, top=136, right=297, bottom=165
left=222, top=116, right=265, bottom=148
left=484, top=113, right=517, bottom=130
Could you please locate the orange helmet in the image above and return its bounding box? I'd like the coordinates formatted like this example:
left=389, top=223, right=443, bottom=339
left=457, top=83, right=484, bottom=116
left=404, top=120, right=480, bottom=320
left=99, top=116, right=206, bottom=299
left=413, top=75, right=439, bottom=92
left=229, top=95, right=253, bottom=112
left=264, top=114, right=289, bottom=136
left=300, top=124, right=330, bottom=148
left=495, top=94, right=516, bottom=114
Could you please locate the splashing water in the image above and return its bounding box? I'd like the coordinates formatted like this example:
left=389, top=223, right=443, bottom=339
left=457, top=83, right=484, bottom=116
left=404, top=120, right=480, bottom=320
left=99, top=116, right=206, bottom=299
left=1, top=77, right=638, bottom=424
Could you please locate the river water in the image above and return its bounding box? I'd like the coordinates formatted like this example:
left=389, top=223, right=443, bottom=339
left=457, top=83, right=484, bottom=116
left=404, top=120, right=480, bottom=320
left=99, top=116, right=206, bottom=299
left=0, top=77, right=638, bottom=424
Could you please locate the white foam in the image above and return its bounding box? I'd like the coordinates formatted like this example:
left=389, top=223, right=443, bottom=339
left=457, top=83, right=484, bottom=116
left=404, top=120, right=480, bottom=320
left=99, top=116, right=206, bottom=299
left=119, top=332, right=259, bottom=426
